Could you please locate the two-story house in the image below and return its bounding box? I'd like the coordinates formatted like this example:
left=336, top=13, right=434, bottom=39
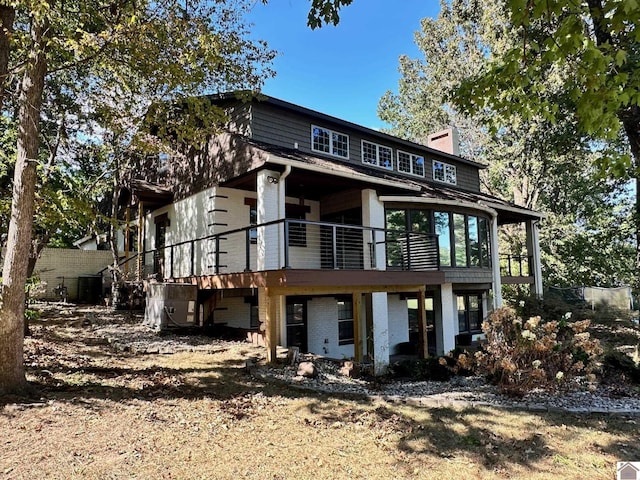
left=121, top=93, right=543, bottom=374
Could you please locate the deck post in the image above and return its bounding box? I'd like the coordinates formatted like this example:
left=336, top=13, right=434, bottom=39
left=417, top=288, right=429, bottom=359
left=352, top=292, right=363, bottom=362
left=265, top=287, right=278, bottom=363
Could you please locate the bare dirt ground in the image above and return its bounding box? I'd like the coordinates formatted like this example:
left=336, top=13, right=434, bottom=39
left=2, top=303, right=640, bottom=479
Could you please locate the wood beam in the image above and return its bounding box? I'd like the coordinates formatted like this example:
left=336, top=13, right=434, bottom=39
left=352, top=292, right=363, bottom=362
left=265, top=288, right=278, bottom=363
left=417, top=288, right=429, bottom=359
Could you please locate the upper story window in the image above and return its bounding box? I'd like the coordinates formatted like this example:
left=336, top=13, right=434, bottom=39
left=311, top=125, right=349, bottom=159
left=433, top=160, right=457, bottom=185
left=397, top=151, right=425, bottom=177
left=362, top=140, right=393, bottom=170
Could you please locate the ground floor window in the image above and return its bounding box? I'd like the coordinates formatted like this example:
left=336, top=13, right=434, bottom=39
left=457, top=293, right=482, bottom=333
left=337, top=297, right=354, bottom=345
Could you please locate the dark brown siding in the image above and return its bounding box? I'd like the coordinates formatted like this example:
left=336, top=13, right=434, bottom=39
left=250, top=102, right=481, bottom=192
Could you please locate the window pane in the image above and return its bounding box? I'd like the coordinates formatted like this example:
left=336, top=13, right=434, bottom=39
left=362, top=141, right=377, bottom=165
left=312, top=126, right=330, bottom=153
left=469, top=295, right=481, bottom=331
left=457, top=295, right=468, bottom=332
left=433, top=161, right=445, bottom=181
left=397, top=152, right=411, bottom=173
left=410, top=210, right=430, bottom=233
left=386, top=209, right=406, bottom=269
left=468, top=216, right=480, bottom=267
left=434, top=212, right=450, bottom=266
left=479, top=217, right=491, bottom=267
left=332, top=132, right=349, bottom=158
left=413, top=156, right=425, bottom=176
left=379, top=146, right=393, bottom=169
left=445, top=164, right=457, bottom=184
left=453, top=214, right=467, bottom=267
left=338, top=320, right=354, bottom=345
left=337, top=299, right=353, bottom=320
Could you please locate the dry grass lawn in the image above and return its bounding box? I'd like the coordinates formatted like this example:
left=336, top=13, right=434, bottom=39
left=1, top=305, right=640, bottom=479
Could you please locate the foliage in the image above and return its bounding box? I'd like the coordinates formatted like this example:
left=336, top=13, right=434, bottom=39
left=377, top=0, right=635, bottom=289
left=475, top=307, right=602, bottom=397
left=307, top=0, right=353, bottom=29
left=390, top=349, right=474, bottom=382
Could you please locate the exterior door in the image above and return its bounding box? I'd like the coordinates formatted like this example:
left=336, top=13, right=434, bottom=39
left=286, top=298, right=308, bottom=351
left=154, top=217, right=168, bottom=277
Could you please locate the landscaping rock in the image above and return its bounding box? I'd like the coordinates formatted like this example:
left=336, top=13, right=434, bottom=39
left=297, top=361, right=318, bottom=378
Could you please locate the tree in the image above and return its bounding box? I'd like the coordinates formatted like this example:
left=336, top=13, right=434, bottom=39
left=0, top=0, right=274, bottom=394
left=378, top=0, right=634, bottom=290
left=455, top=0, right=640, bottom=289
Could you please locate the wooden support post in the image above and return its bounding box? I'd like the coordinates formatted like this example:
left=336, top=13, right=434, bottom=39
left=417, top=288, right=429, bottom=359
left=352, top=292, right=363, bottom=362
left=265, top=288, right=278, bottom=363
left=124, top=207, right=130, bottom=276
left=137, top=201, right=144, bottom=281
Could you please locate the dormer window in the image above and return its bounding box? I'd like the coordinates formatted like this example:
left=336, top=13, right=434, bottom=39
left=362, top=140, right=393, bottom=170
left=311, top=125, right=349, bottom=159
left=433, top=160, right=457, bottom=185
left=397, top=151, right=425, bottom=177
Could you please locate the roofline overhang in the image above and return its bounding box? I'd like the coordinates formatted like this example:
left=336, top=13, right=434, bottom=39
left=380, top=195, right=499, bottom=218
left=266, top=155, right=422, bottom=193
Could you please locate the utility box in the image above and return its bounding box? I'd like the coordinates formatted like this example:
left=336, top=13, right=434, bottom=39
left=144, top=283, right=198, bottom=331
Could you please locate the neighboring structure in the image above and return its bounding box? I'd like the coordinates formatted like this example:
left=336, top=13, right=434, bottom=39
left=121, top=93, right=543, bottom=373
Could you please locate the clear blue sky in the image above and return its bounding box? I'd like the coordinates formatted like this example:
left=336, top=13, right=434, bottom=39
left=247, top=0, right=440, bottom=131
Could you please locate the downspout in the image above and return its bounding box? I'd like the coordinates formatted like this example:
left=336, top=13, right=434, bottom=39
left=278, top=165, right=292, bottom=268
left=490, top=212, right=502, bottom=309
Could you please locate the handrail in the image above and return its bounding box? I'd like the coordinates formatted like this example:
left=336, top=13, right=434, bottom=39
left=96, top=252, right=140, bottom=276
left=139, top=218, right=441, bottom=279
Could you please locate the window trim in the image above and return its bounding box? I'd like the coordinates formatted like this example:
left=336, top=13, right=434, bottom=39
left=361, top=140, right=393, bottom=170
left=456, top=292, right=483, bottom=334
left=397, top=150, right=425, bottom=177
left=433, top=160, right=457, bottom=185
left=311, top=125, right=350, bottom=159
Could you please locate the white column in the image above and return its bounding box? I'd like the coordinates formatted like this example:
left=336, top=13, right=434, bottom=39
left=257, top=169, right=282, bottom=271
left=490, top=215, right=502, bottom=308
left=439, top=283, right=457, bottom=353
left=371, top=292, right=390, bottom=375
left=361, top=189, right=386, bottom=269
left=526, top=220, right=543, bottom=297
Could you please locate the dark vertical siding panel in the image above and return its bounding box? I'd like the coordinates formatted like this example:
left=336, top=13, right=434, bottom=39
left=249, top=102, right=482, bottom=192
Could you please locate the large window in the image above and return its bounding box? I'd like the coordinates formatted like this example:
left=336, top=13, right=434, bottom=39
left=311, top=125, right=349, bottom=159
left=337, top=298, right=354, bottom=345
left=397, top=151, right=425, bottom=177
left=433, top=161, right=457, bottom=185
left=362, top=140, right=393, bottom=169
left=434, top=212, right=451, bottom=267
left=435, top=212, right=491, bottom=268
left=457, top=293, right=482, bottom=333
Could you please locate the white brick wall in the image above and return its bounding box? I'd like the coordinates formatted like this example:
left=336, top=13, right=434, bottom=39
left=387, top=294, right=409, bottom=354
left=306, top=297, right=354, bottom=359
left=1, top=248, right=114, bottom=301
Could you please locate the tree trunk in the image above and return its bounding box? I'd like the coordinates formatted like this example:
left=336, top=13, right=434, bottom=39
left=0, top=17, right=48, bottom=395
left=0, top=5, right=15, bottom=111
left=619, top=109, right=640, bottom=293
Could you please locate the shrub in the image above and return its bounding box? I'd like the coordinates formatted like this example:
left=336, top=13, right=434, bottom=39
left=475, top=307, right=602, bottom=397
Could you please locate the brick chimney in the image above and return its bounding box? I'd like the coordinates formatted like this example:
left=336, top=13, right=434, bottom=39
left=427, top=127, right=460, bottom=156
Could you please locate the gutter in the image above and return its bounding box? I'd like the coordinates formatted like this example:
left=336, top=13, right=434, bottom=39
left=379, top=195, right=499, bottom=218
left=267, top=155, right=422, bottom=192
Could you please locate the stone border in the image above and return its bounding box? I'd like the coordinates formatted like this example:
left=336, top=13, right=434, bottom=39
left=251, top=369, right=640, bottom=416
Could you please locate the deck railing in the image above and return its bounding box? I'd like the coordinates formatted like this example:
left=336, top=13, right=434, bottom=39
left=500, top=254, right=533, bottom=277
left=138, top=219, right=440, bottom=280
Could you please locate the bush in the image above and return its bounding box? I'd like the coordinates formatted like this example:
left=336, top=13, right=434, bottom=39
left=475, top=307, right=602, bottom=397
left=390, top=350, right=475, bottom=382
